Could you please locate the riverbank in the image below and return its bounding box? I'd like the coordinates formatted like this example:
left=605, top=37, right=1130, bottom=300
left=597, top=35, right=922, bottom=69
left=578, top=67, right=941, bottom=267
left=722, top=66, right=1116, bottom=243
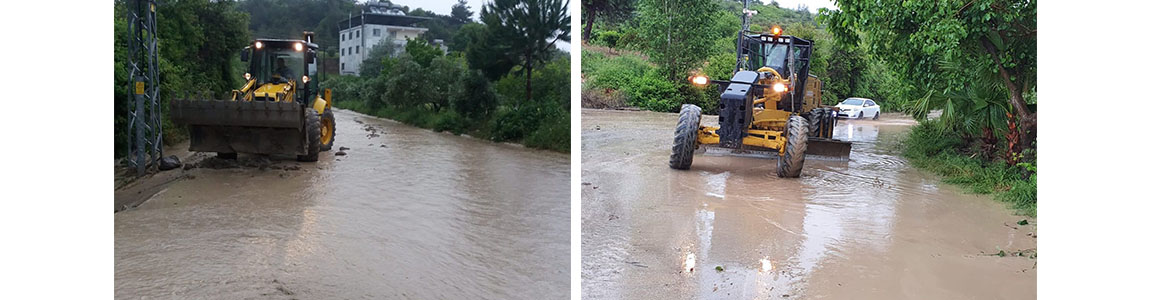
left=901, top=120, right=1037, bottom=217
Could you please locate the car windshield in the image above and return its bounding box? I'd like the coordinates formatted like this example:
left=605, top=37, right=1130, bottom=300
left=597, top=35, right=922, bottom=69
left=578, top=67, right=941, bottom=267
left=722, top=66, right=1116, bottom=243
left=842, top=99, right=864, bottom=105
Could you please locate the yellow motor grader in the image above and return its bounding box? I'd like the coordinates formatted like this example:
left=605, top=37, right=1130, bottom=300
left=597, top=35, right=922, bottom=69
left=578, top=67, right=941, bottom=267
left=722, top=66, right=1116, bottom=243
left=669, top=4, right=851, bottom=177
left=171, top=32, right=336, bottom=162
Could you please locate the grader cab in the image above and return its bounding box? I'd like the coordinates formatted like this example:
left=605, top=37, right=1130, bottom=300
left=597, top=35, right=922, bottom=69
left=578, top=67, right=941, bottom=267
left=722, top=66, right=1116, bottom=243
left=669, top=3, right=851, bottom=177
left=170, top=32, right=336, bottom=162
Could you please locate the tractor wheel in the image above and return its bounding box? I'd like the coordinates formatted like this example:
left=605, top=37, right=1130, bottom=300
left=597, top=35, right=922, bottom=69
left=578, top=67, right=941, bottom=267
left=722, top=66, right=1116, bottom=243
left=297, top=108, right=322, bottom=162
left=669, top=104, right=702, bottom=170
left=873, top=111, right=880, bottom=120
left=806, top=108, right=824, bottom=138
left=321, top=108, right=336, bottom=151
left=777, top=115, right=808, bottom=178
left=216, top=152, right=237, bottom=160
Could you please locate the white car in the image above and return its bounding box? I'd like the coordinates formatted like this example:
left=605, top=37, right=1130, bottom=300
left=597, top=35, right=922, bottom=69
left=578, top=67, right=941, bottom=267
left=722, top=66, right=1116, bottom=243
left=835, top=97, right=880, bottom=119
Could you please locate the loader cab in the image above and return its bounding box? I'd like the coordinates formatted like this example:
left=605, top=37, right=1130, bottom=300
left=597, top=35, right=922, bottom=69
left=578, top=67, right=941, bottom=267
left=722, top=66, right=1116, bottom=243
left=241, top=39, right=320, bottom=105
left=741, top=34, right=812, bottom=81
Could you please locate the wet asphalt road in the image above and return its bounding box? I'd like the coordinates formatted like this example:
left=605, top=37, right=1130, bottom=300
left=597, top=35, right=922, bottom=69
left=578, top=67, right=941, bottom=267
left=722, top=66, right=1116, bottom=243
left=115, top=109, right=571, bottom=299
left=582, top=109, right=1036, bottom=299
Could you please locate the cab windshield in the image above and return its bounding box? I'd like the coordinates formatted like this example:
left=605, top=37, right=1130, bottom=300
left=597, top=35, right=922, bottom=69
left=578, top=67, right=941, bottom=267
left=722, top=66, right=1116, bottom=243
left=841, top=99, right=865, bottom=106
left=250, top=46, right=304, bottom=84
left=763, top=43, right=789, bottom=68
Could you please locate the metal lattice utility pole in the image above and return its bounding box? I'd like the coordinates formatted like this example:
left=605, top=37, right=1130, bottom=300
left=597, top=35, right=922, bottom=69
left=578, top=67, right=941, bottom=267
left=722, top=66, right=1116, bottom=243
left=126, top=0, right=162, bottom=176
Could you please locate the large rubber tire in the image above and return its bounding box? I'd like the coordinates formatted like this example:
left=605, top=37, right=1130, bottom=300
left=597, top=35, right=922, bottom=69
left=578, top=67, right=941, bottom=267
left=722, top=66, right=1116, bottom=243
left=777, top=115, right=808, bottom=178
left=669, top=104, right=702, bottom=170
left=321, top=108, right=336, bottom=151
left=807, top=108, right=824, bottom=138
left=297, top=109, right=322, bottom=162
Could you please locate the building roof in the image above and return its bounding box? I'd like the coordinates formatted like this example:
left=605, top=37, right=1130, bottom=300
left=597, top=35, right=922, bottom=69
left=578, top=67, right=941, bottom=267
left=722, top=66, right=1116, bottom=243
left=337, top=13, right=431, bottom=31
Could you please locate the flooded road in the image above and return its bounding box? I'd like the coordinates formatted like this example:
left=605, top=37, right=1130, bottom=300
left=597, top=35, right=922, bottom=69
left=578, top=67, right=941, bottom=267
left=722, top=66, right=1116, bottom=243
left=115, top=109, right=570, bottom=299
left=582, top=109, right=1036, bottom=299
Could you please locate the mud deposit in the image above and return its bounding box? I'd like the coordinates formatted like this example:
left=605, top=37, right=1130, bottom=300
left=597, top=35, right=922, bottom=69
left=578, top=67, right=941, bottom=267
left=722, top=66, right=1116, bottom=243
left=115, top=109, right=570, bottom=299
left=582, top=109, right=1035, bottom=299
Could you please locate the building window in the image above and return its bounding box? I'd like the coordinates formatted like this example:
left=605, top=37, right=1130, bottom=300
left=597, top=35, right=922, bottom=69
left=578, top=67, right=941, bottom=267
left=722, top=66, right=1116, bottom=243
left=356, top=47, right=360, bottom=54
left=341, top=33, right=344, bottom=41
left=357, top=30, right=361, bottom=37
left=349, top=31, right=353, bottom=40
left=341, top=63, right=345, bottom=71
left=374, top=29, right=380, bottom=36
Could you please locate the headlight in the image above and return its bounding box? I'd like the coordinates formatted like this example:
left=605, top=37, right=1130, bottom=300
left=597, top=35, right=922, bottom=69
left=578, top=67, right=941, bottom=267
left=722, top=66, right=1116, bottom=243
left=243, top=73, right=251, bottom=80
left=294, top=42, right=304, bottom=52
left=284, top=85, right=291, bottom=91
left=302, top=75, right=310, bottom=83
left=254, top=41, right=263, bottom=49
left=691, top=75, right=709, bottom=86
left=772, top=83, right=787, bottom=93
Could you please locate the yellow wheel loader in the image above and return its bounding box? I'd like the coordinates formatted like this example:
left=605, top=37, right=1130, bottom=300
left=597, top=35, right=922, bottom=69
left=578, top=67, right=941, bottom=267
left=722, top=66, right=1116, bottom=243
left=171, top=32, right=336, bottom=162
left=670, top=1, right=851, bottom=177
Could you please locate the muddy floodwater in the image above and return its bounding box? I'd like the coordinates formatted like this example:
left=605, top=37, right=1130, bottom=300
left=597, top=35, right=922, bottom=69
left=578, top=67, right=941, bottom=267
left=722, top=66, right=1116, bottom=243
left=115, top=109, right=570, bottom=299
left=582, top=109, right=1036, bottom=299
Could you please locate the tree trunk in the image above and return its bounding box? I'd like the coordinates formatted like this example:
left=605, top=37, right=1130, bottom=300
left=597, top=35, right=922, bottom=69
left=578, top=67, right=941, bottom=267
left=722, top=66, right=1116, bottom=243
left=981, top=37, right=1037, bottom=150
left=525, top=52, right=533, bottom=102
left=584, top=8, right=596, bottom=44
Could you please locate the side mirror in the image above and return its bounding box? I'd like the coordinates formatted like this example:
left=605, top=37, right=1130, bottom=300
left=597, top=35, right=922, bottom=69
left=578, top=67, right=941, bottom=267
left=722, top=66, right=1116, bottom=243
left=240, top=48, right=249, bottom=62
left=306, top=50, right=316, bottom=63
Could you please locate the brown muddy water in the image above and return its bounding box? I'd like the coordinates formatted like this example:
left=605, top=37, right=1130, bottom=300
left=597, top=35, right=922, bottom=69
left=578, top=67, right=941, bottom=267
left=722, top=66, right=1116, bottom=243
left=582, top=109, right=1036, bottom=299
left=115, top=109, right=570, bottom=299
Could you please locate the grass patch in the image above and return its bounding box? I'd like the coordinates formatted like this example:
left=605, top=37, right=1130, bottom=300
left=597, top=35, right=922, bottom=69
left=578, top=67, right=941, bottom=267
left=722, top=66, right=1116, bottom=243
left=902, top=120, right=1037, bottom=217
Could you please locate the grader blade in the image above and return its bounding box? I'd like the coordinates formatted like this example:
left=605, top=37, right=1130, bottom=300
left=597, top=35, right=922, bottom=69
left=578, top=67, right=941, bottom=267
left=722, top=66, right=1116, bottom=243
left=170, top=94, right=307, bottom=156
left=807, top=138, right=852, bottom=161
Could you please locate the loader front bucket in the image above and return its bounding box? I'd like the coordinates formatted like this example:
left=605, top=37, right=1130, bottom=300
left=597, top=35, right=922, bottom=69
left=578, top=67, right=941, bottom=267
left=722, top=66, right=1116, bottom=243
left=170, top=96, right=308, bottom=156
left=806, top=137, right=852, bottom=160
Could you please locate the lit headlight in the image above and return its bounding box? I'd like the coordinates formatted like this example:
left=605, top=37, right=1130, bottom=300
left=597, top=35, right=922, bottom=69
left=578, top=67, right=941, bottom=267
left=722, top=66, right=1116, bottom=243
left=294, top=42, right=304, bottom=52
left=772, top=83, right=788, bottom=93
left=691, top=75, right=709, bottom=86
left=302, top=75, right=310, bottom=83
left=284, top=85, right=291, bottom=91
left=243, top=73, right=251, bottom=80
left=254, top=41, right=263, bottom=49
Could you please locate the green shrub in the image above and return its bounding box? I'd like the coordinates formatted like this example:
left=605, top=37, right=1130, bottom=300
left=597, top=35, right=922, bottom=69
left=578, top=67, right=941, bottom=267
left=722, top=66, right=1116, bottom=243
left=625, top=73, right=683, bottom=112
left=594, top=30, right=621, bottom=48
left=432, top=109, right=470, bottom=135
left=902, top=119, right=1036, bottom=216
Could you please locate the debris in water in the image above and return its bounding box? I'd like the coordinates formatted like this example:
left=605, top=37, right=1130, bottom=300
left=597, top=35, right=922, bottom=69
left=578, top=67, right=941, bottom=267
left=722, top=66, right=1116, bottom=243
left=340, top=146, right=350, bottom=151
left=715, top=265, right=724, bottom=272
left=583, top=182, right=592, bottom=185
left=1017, top=219, right=1029, bottom=226
left=336, top=151, right=347, bottom=156
left=380, top=144, right=388, bottom=148
left=684, top=253, right=696, bottom=272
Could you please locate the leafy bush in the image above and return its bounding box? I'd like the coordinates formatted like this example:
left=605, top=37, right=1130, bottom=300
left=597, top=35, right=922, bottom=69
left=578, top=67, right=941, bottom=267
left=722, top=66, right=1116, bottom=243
left=594, top=30, right=621, bottom=48
left=902, top=120, right=1036, bottom=216
left=625, top=73, right=682, bottom=112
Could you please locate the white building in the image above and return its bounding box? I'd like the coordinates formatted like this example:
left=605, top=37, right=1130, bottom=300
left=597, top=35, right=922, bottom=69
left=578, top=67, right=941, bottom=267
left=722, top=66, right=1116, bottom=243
left=337, top=2, right=429, bottom=75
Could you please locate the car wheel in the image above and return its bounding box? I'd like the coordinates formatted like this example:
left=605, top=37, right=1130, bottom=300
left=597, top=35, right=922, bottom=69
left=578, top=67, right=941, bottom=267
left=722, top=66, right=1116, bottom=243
left=873, top=111, right=880, bottom=120
left=857, top=112, right=863, bottom=119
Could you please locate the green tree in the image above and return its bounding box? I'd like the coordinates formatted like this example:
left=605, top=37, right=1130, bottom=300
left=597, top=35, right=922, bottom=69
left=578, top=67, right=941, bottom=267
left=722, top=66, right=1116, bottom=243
left=822, top=0, right=1037, bottom=149
left=581, top=0, right=634, bottom=44
left=463, top=22, right=516, bottom=80
left=404, top=37, right=443, bottom=68
left=481, top=0, right=571, bottom=102
left=632, top=0, right=721, bottom=82
left=451, top=0, right=474, bottom=24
